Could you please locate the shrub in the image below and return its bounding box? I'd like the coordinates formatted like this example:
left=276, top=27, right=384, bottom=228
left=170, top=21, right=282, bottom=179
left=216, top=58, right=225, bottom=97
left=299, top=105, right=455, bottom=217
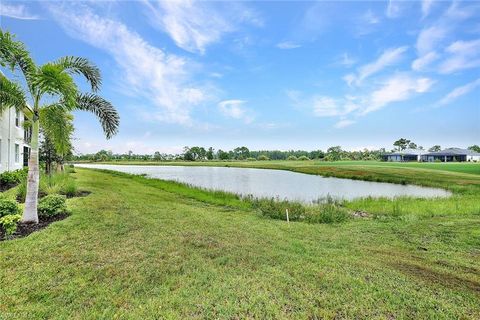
left=0, top=198, right=21, bottom=218
left=38, top=194, right=68, bottom=217
left=257, top=155, right=270, bottom=161
left=304, top=204, right=350, bottom=224
left=0, top=214, right=22, bottom=237
left=298, top=155, right=310, bottom=161
left=0, top=168, right=28, bottom=190
left=15, top=180, right=27, bottom=203
left=253, top=198, right=305, bottom=221
left=246, top=157, right=257, bottom=161
left=62, top=178, right=78, bottom=197
left=287, top=155, right=298, bottom=161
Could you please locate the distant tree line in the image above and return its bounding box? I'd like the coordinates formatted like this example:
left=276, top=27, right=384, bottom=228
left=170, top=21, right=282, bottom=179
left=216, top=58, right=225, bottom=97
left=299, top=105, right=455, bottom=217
left=72, top=146, right=387, bottom=162
left=72, top=140, right=480, bottom=163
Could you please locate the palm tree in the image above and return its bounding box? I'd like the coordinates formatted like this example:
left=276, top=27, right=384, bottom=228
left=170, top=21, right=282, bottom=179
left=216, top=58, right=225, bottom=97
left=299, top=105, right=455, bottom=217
left=0, top=30, right=119, bottom=223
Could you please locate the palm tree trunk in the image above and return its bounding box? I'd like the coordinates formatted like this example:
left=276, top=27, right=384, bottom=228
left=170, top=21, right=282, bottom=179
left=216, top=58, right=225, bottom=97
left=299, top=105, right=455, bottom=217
left=23, top=119, right=39, bottom=223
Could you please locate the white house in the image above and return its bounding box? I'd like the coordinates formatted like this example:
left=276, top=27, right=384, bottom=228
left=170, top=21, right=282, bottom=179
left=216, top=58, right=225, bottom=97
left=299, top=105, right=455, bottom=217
left=0, top=106, right=31, bottom=173
left=382, top=148, right=426, bottom=162
left=421, top=148, right=480, bottom=162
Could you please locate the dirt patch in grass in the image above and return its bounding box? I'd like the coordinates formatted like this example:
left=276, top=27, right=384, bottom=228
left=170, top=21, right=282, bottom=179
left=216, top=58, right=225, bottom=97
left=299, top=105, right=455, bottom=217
left=0, top=213, right=69, bottom=241
left=390, top=261, right=480, bottom=294
left=65, top=190, right=92, bottom=198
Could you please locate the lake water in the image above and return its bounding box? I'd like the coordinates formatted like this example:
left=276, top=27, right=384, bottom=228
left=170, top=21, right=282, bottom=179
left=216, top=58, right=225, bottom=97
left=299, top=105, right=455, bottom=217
left=76, top=164, right=450, bottom=203
left=76, top=164, right=451, bottom=203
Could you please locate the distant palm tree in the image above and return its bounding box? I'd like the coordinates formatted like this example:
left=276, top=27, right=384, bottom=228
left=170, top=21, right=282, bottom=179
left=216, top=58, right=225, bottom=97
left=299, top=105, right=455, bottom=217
left=0, top=30, right=119, bottom=223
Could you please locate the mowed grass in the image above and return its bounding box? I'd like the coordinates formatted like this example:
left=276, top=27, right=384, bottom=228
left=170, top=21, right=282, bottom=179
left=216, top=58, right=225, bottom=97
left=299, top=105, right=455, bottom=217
left=1, top=168, right=479, bottom=319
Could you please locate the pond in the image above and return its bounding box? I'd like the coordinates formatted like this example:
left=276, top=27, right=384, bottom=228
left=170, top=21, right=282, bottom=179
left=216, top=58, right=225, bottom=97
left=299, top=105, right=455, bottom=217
left=76, top=164, right=451, bottom=203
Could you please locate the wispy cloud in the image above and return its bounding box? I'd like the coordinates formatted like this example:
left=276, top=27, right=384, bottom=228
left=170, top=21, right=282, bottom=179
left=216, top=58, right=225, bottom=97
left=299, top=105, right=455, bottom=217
left=141, top=0, right=261, bottom=54
left=362, top=74, right=434, bottom=115
left=421, top=0, right=434, bottom=19
left=218, top=100, right=254, bottom=123
left=438, top=78, right=480, bottom=106
left=0, top=2, right=38, bottom=20
left=439, top=39, right=480, bottom=74
left=338, top=53, right=356, bottom=67
left=411, top=51, right=439, bottom=71
left=48, top=3, right=211, bottom=125
left=386, top=0, right=402, bottom=19
left=345, top=46, right=408, bottom=86
left=334, top=119, right=355, bottom=129
left=276, top=41, right=301, bottom=49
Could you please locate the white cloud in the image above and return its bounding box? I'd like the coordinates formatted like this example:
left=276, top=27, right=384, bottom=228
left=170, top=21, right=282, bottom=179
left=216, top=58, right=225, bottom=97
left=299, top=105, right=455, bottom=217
left=276, top=41, right=301, bottom=49
left=416, top=25, right=447, bottom=56
left=48, top=4, right=210, bottom=125
left=411, top=51, right=439, bottom=71
left=438, top=78, right=480, bottom=106
left=363, top=9, right=380, bottom=24
left=363, top=74, right=434, bottom=115
left=421, top=0, right=434, bottom=19
left=346, top=46, right=408, bottom=86
left=0, top=2, right=38, bottom=20
left=312, top=97, right=342, bottom=117
left=218, top=100, right=254, bottom=123
left=339, top=53, right=356, bottom=67
left=439, top=39, right=480, bottom=74
left=141, top=0, right=261, bottom=54
left=334, top=119, right=355, bottom=129
left=386, top=0, right=402, bottom=18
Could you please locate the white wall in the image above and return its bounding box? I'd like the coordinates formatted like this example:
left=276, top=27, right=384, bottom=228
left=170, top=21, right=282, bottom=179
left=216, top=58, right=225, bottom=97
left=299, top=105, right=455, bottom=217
left=0, top=107, right=29, bottom=173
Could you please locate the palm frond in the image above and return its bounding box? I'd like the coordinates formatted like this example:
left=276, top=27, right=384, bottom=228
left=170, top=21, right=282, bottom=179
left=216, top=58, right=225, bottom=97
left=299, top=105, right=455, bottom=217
left=55, top=56, right=101, bottom=92
left=39, top=104, right=74, bottom=155
left=0, top=73, right=27, bottom=113
left=75, top=93, right=120, bottom=139
left=0, top=30, right=36, bottom=92
left=33, top=63, right=78, bottom=108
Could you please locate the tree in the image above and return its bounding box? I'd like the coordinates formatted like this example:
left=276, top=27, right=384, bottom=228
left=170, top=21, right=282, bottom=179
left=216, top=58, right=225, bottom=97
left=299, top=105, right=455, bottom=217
left=233, top=146, right=250, bottom=160
left=153, top=151, right=163, bottom=161
left=326, top=146, right=343, bottom=161
left=429, top=145, right=441, bottom=152
left=408, top=142, right=417, bottom=149
left=0, top=31, right=119, bottom=223
left=39, top=133, right=62, bottom=175
left=468, top=145, right=480, bottom=153
left=217, top=149, right=230, bottom=160
left=206, top=147, right=214, bottom=160
left=393, top=138, right=411, bottom=151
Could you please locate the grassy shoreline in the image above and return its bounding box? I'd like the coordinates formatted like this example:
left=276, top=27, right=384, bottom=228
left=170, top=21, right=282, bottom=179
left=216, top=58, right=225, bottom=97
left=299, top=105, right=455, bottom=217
left=1, top=167, right=479, bottom=318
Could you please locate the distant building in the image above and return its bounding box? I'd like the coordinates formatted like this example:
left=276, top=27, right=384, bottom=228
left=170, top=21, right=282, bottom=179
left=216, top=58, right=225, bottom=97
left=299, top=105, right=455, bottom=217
left=383, top=148, right=426, bottom=162
left=0, top=106, right=32, bottom=173
left=421, top=148, right=480, bottom=162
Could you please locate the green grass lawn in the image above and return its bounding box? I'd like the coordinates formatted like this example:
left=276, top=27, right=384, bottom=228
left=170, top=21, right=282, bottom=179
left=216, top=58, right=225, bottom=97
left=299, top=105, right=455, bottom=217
left=1, top=167, right=479, bottom=319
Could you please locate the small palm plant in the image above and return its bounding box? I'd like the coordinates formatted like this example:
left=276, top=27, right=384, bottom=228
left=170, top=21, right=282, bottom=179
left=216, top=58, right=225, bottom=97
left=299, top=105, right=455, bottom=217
left=0, top=30, right=119, bottom=223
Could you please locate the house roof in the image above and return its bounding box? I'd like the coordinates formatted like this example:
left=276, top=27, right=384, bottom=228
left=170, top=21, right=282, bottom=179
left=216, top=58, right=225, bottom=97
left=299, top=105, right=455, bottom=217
left=385, top=148, right=426, bottom=156
left=423, top=148, right=480, bottom=156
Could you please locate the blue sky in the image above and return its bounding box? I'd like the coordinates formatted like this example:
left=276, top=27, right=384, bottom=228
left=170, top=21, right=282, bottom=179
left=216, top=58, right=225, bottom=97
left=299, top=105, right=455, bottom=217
left=1, top=0, right=479, bottom=154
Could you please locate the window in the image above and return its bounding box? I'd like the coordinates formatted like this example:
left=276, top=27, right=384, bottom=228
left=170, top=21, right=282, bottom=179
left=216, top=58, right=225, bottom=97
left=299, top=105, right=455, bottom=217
left=15, top=144, right=19, bottom=163
left=15, top=109, right=20, bottom=127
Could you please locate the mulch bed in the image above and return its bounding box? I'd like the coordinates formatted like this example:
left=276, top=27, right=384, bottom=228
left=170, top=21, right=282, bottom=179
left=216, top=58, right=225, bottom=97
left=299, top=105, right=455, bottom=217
left=0, top=213, right=70, bottom=241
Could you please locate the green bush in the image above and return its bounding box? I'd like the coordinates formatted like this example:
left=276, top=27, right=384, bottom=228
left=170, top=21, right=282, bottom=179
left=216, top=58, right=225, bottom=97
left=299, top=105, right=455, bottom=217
left=253, top=198, right=305, bottom=221
left=246, top=157, right=257, bottom=161
left=257, top=155, right=270, bottom=161
left=0, top=168, right=28, bottom=190
left=253, top=197, right=350, bottom=224
left=304, top=204, right=350, bottom=223
left=287, top=155, right=298, bottom=161
left=62, top=178, right=78, bottom=197
left=0, top=198, right=21, bottom=218
left=38, top=194, right=68, bottom=217
left=0, top=214, right=22, bottom=237
left=298, top=155, right=310, bottom=161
